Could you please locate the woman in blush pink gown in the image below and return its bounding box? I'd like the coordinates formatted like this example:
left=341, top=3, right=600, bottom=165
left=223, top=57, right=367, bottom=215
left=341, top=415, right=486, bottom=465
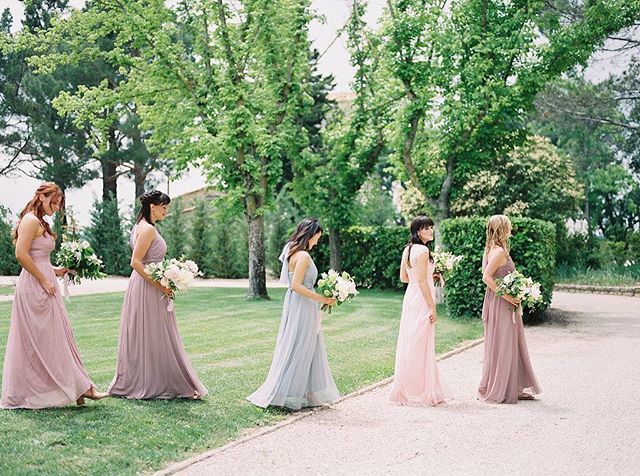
left=1, top=183, right=107, bottom=409
left=108, top=190, right=207, bottom=400
left=390, top=216, right=452, bottom=406
left=478, top=215, right=541, bottom=404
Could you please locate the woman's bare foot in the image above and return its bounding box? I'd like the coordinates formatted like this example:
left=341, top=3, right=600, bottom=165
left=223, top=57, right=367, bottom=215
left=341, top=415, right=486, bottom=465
left=189, top=391, right=202, bottom=400
left=84, top=387, right=108, bottom=401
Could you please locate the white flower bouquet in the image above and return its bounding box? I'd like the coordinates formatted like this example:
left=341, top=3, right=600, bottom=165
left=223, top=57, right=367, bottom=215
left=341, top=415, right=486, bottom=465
left=55, top=239, right=106, bottom=285
left=495, top=270, right=543, bottom=311
left=144, top=258, right=200, bottom=310
left=317, top=269, right=358, bottom=314
left=432, top=247, right=463, bottom=284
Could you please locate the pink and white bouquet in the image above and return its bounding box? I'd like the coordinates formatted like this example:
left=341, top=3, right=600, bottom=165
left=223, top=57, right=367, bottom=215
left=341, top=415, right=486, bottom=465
left=432, top=247, right=463, bottom=285
left=317, top=269, right=358, bottom=314
left=495, top=270, right=543, bottom=311
left=144, top=258, right=200, bottom=310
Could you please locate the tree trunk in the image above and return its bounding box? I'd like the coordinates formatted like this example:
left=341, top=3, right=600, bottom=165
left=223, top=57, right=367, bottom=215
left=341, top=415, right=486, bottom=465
left=437, top=155, right=455, bottom=219
left=134, top=166, right=148, bottom=199
left=102, top=127, right=118, bottom=201
left=245, top=193, right=269, bottom=300
left=329, top=226, right=342, bottom=272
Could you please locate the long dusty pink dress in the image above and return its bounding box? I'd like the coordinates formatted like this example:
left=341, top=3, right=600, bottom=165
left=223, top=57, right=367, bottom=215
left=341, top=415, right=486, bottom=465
left=1, top=234, right=94, bottom=409
left=390, top=244, right=452, bottom=406
left=108, top=227, right=207, bottom=399
left=478, top=254, right=542, bottom=404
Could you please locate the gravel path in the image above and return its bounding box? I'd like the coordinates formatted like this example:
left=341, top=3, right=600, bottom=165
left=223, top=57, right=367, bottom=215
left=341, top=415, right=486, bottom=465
left=162, top=292, right=640, bottom=476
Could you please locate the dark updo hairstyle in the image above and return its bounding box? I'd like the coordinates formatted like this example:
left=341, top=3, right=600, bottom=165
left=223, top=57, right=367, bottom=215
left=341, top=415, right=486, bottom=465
left=287, top=217, right=324, bottom=259
left=135, top=190, right=171, bottom=225
left=406, top=215, right=435, bottom=268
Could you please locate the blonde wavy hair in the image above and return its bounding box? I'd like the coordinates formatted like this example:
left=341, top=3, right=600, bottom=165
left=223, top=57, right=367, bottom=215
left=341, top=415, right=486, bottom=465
left=485, top=215, right=511, bottom=256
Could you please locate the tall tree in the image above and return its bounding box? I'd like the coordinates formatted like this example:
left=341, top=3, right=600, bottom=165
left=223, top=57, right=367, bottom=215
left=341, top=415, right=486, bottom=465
left=293, top=0, right=393, bottom=270
left=0, top=1, right=95, bottom=191
left=30, top=0, right=314, bottom=299
left=380, top=0, right=640, bottom=218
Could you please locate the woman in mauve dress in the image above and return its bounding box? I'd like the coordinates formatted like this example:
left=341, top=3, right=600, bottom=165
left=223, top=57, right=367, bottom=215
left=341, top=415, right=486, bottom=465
left=108, top=190, right=207, bottom=400
left=1, top=182, right=106, bottom=409
left=390, top=215, right=451, bottom=406
left=478, top=214, right=541, bottom=404
left=247, top=218, right=340, bottom=410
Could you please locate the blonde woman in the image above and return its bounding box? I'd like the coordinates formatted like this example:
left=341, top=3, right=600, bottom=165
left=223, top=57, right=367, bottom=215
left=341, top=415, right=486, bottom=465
left=478, top=215, right=541, bottom=404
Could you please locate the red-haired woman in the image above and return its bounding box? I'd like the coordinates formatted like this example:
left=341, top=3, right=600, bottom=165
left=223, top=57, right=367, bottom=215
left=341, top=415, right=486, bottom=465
left=1, top=183, right=106, bottom=409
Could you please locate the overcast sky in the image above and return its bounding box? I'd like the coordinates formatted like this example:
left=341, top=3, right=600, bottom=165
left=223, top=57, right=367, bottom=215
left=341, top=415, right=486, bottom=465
left=0, top=0, right=633, bottom=226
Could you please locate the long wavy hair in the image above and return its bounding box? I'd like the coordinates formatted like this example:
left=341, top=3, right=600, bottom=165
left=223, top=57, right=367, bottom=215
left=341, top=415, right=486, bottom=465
left=406, top=215, right=435, bottom=268
left=135, top=190, right=171, bottom=225
left=286, top=218, right=323, bottom=259
left=485, top=214, right=511, bottom=256
left=12, top=182, right=65, bottom=243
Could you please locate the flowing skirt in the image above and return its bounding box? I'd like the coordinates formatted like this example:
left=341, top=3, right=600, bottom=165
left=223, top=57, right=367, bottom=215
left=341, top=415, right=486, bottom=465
left=390, top=282, right=452, bottom=406
left=108, top=271, right=207, bottom=399
left=1, top=263, right=93, bottom=409
left=248, top=288, right=340, bottom=410
left=478, top=288, right=542, bottom=404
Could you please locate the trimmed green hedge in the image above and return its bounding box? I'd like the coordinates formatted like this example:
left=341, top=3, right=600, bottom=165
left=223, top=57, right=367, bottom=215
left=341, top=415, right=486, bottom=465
left=312, top=226, right=409, bottom=289
left=441, top=217, right=556, bottom=320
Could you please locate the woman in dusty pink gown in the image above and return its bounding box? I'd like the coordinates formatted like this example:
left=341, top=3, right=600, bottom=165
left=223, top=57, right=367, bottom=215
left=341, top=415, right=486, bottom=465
left=390, top=216, right=451, bottom=406
left=478, top=215, right=542, bottom=404
left=1, top=183, right=107, bottom=409
left=108, top=190, right=207, bottom=400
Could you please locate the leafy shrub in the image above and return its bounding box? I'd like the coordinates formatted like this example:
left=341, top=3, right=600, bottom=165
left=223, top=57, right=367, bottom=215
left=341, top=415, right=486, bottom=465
left=0, top=206, right=20, bottom=276
left=441, top=216, right=556, bottom=320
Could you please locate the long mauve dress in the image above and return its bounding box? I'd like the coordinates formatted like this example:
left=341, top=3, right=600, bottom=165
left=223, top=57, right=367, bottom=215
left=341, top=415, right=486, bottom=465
left=390, top=244, right=452, bottom=406
left=108, top=226, right=207, bottom=399
left=1, top=234, right=94, bottom=409
left=478, top=254, right=542, bottom=404
left=247, top=244, right=340, bottom=410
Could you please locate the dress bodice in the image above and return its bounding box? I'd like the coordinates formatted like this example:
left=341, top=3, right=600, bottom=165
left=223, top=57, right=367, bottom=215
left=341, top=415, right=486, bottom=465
left=288, top=257, right=318, bottom=290
left=404, top=244, right=434, bottom=282
left=130, top=226, right=167, bottom=264
left=29, top=234, right=55, bottom=263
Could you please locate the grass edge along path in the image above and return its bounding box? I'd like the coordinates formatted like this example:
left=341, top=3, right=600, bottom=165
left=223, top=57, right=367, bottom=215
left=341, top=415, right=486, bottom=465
left=0, top=287, right=483, bottom=475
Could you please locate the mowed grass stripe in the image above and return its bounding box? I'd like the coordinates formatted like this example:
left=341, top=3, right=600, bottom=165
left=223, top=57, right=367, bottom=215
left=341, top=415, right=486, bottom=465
left=0, top=287, right=482, bottom=475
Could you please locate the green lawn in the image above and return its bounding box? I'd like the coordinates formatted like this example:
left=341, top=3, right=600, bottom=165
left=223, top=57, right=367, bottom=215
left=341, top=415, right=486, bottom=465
left=0, top=288, right=482, bottom=475
left=0, top=286, right=14, bottom=296
left=556, top=264, right=640, bottom=286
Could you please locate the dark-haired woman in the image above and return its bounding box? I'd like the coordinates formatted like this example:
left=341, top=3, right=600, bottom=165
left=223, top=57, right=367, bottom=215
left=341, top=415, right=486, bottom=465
left=247, top=218, right=340, bottom=410
left=108, top=190, right=207, bottom=400
left=1, top=183, right=106, bottom=409
left=389, top=216, right=451, bottom=406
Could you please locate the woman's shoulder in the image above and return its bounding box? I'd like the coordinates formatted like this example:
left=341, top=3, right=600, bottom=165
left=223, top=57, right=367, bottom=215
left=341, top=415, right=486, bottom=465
left=290, top=250, right=311, bottom=262
left=19, top=213, right=42, bottom=234
left=136, top=222, right=157, bottom=239
left=487, top=246, right=509, bottom=262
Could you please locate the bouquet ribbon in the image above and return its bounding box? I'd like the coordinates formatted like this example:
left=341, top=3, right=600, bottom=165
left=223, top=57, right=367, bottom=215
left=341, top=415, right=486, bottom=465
left=62, top=273, right=72, bottom=300
left=511, top=304, right=522, bottom=325
left=163, top=295, right=175, bottom=312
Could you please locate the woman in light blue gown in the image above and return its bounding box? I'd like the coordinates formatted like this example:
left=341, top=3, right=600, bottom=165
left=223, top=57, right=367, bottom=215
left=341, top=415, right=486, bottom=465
left=248, top=218, right=340, bottom=410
